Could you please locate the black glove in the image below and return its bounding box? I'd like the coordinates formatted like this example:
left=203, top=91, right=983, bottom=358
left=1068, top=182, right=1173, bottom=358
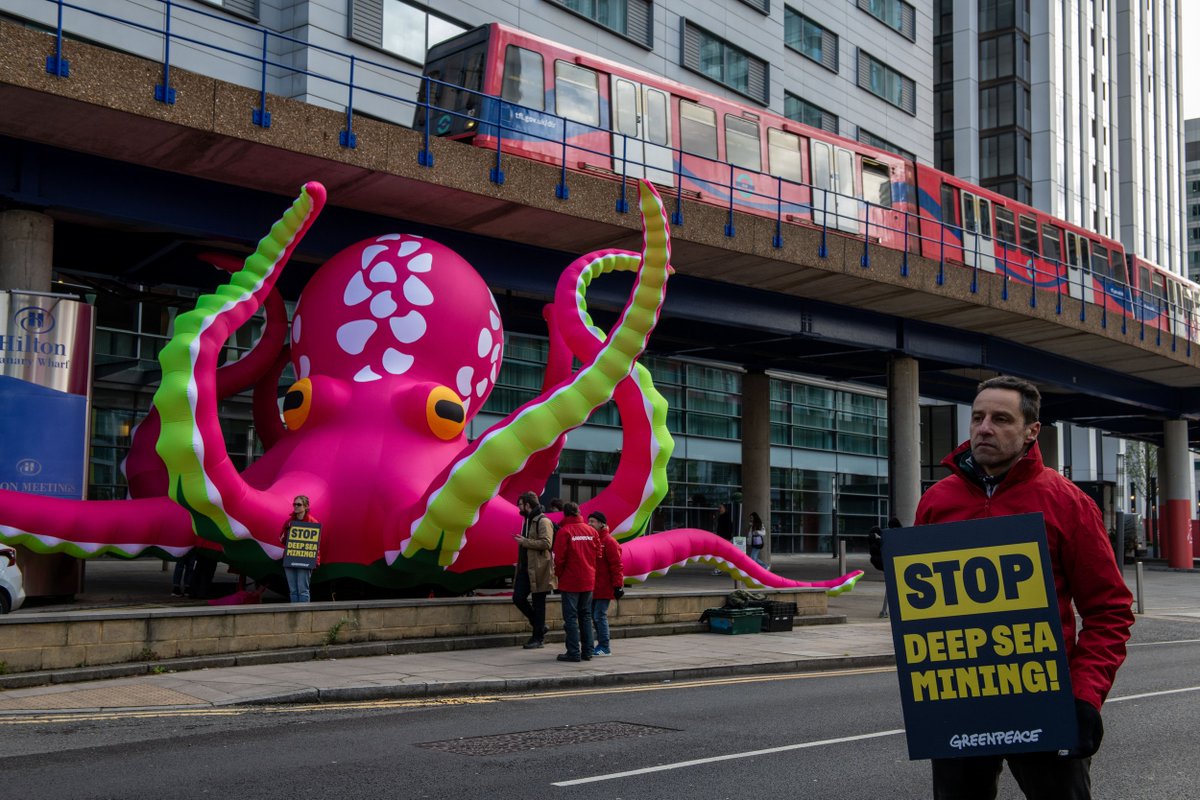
left=1061, top=699, right=1104, bottom=759
left=613, top=587, right=624, bottom=599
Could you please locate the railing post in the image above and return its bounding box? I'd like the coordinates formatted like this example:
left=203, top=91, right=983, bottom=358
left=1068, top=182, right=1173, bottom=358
left=417, top=75, right=434, bottom=167
left=252, top=28, right=271, bottom=128
left=155, top=0, right=177, bottom=104
left=490, top=99, right=506, bottom=185
left=970, top=233, right=979, bottom=294
left=724, top=162, right=736, bottom=238
left=1079, top=269, right=1087, bottom=322
left=818, top=189, right=829, bottom=259
left=1056, top=261, right=1063, bottom=315
left=671, top=149, right=684, bottom=226
left=339, top=56, right=357, bottom=148
left=772, top=176, right=784, bottom=249
left=555, top=120, right=570, bottom=200
left=1029, top=253, right=1038, bottom=308
left=937, top=222, right=945, bottom=285
left=860, top=201, right=871, bottom=268
left=46, top=0, right=70, bottom=76
left=900, top=210, right=909, bottom=277
left=615, top=135, right=629, bottom=213
left=1000, top=241, right=1008, bottom=301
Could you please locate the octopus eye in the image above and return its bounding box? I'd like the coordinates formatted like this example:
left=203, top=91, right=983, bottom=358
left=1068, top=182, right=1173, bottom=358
left=426, top=385, right=466, bottom=440
left=282, top=378, right=313, bottom=430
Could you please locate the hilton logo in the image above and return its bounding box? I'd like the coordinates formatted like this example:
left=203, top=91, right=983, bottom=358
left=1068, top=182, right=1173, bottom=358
left=16, top=458, right=42, bottom=476
left=14, top=305, right=56, bottom=335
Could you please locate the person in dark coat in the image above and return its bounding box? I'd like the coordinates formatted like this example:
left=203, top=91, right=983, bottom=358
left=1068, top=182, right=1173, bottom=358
left=588, top=511, right=623, bottom=656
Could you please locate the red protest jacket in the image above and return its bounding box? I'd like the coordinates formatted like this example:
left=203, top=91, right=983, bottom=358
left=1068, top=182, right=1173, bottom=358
left=592, top=525, right=624, bottom=600
left=915, top=440, right=1134, bottom=709
left=553, top=516, right=599, bottom=592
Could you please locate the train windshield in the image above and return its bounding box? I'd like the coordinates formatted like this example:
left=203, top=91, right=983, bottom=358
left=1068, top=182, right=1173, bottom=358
left=417, top=28, right=488, bottom=136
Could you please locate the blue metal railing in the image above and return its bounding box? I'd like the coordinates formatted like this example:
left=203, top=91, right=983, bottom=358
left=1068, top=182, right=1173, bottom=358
left=31, top=0, right=1198, bottom=343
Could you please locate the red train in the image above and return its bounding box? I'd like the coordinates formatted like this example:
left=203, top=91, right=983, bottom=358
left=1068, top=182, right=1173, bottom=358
left=416, top=23, right=1195, bottom=340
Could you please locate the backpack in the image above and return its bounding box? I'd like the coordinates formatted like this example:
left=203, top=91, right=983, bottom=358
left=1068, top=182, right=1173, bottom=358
left=867, top=527, right=884, bottom=571
left=724, top=588, right=767, bottom=609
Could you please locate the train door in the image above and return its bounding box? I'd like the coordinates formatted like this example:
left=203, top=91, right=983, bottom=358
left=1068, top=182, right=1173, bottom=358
left=611, top=77, right=674, bottom=186
left=960, top=191, right=996, bottom=271
left=810, top=141, right=859, bottom=233
left=1064, top=232, right=1095, bottom=304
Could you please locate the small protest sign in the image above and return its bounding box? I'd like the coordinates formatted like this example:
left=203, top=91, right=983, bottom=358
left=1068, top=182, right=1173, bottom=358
left=882, top=513, right=1076, bottom=760
left=283, top=521, right=322, bottom=570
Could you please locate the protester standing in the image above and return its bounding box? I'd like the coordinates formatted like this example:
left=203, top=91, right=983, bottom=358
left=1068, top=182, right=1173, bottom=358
left=588, top=511, right=624, bottom=656
left=512, top=491, right=555, bottom=649
left=915, top=375, right=1134, bottom=799
left=279, top=495, right=317, bottom=603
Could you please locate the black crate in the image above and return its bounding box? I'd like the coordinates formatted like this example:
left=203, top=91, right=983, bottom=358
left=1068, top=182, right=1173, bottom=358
left=705, top=607, right=765, bottom=635
left=761, top=612, right=795, bottom=632
left=759, top=601, right=798, bottom=616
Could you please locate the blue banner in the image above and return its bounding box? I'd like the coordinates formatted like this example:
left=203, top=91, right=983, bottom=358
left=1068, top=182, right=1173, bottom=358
left=0, top=375, right=87, bottom=498
left=883, top=514, right=1077, bottom=760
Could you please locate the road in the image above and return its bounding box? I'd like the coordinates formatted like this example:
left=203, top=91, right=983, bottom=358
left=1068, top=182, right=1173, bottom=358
left=0, top=616, right=1196, bottom=799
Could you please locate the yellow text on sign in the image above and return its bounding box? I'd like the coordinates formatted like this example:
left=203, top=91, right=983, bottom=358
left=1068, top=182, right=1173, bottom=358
left=894, top=542, right=1047, bottom=621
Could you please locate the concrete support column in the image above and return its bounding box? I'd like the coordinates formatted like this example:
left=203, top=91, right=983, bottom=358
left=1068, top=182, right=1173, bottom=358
left=1, top=209, right=82, bottom=597
left=887, top=357, right=920, bottom=526
left=1038, top=423, right=1061, bottom=472
left=741, top=370, right=772, bottom=562
left=1162, top=420, right=1194, bottom=568
left=0, top=210, right=54, bottom=291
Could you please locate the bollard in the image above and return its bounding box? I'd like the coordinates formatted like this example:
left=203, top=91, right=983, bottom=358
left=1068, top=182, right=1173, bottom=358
left=1135, top=561, right=1145, bottom=615
left=838, top=539, right=847, bottom=577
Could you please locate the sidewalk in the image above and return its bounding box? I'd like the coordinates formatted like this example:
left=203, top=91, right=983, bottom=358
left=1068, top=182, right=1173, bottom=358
left=0, top=554, right=1195, bottom=716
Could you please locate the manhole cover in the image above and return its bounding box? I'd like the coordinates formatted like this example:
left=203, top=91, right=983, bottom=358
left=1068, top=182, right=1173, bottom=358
left=417, top=721, right=677, bottom=755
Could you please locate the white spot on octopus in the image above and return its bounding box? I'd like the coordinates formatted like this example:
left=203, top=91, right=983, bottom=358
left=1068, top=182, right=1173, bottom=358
left=407, top=252, right=433, bottom=273
left=344, top=272, right=371, bottom=306
left=369, top=261, right=397, bottom=284
left=354, top=365, right=382, bottom=383
left=383, top=348, right=414, bottom=375
left=403, top=275, right=434, bottom=306
left=370, top=290, right=398, bottom=319
left=361, top=245, right=388, bottom=270
left=476, top=328, right=492, bottom=358
left=456, top=366, right=474, bottom=398
left=389, top=311, right=426, bottom=344
left=337, top=319, right=377, bottom=355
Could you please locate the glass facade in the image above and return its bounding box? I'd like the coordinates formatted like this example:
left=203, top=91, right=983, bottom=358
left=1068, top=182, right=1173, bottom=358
left=381, top=0, right=467, bottom=64
left=784, top=91, right=838, bottom=134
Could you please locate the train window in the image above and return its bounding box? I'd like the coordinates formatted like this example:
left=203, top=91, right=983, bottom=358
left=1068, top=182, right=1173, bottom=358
left=725, top=115, right=762, bottom=171
left=502, top=46, right=544, bottom=110
left=613, top=79, right=638, bottom=135
left=1112, top=254, right=1130, bottom=285
left=680, top=100, right=718, bottom=160
left=1093, top=244, right=1111, bottom=279
left=811, top=141, right=832, bottom=192
left=1018, top=215, right=1038, bottom=254
left=836, top=148, right=856, bottom=197
left=555, top=62, right=599, bottom=126
left=767, top=129, right=803, bottom=182
left=1077, top=237, right=1091, bottom=272
left=1139, top=265, right=1151, bottom=295
left=1065, top=233, right=1078, bottom=268
left=995, top=207, right=1016, bottom=245
left=861, top=160, right=892, bottom=207
left=1041, top=223, right=1062, bottom=263
left=941, top=183, right=958, bottom=226
left=646, top=89, right=669, bottom=145
left=978, top=198, right=992, bottom=238
left=962, top=193, right=977, bottom=233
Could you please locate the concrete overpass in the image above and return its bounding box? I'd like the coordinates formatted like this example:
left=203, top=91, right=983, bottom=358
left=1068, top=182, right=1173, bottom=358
left=2, top=17, right=1200, bottom=443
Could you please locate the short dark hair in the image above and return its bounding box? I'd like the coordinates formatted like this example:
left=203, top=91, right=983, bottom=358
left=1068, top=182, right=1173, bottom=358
left=977, top=375, right=1040, bottom=424
left=517, top=491, right=539, bottom=508
left=588, top=510, right=607, bottom=526
left=563, top=501, right=580, bottom=517
left=548, top=497, right=564, bottom=511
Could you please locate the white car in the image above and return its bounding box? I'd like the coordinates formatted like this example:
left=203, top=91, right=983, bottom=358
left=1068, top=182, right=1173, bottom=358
left=0, top=546, right=25, bottom=613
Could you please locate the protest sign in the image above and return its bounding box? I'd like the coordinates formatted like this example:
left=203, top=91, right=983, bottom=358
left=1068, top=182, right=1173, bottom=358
left=283, top=521, right=322, bottom=570
left=882, top=513, right=1076, bottom=760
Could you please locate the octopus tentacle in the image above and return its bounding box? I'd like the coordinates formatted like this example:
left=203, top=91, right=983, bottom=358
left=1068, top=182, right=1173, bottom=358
left=0, top=494, right=195, bottom=558
left=620, top=530, right=865, bottom=595
left=400, top=181, right=672, bottom=566
left=547, top=250, right=673, bottom=539
left=155, top=182, right=325, bottom=548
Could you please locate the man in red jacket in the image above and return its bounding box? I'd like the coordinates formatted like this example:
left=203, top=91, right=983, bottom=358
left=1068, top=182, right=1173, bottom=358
left=588, top=511, right=624, bottom=656
left=915, top=375, right=1134, bottom=800
left=552, top=501, right=599, bottom=662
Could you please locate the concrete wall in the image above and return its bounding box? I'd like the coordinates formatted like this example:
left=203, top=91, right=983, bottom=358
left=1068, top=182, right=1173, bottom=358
left=0, top=588, right=827, bottom=675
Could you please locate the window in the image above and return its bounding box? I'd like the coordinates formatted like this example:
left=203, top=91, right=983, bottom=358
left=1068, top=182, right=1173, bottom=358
left=725, top=115, right=762, bottom=171
left=979, top=84, right=1030, bottom=130
left=1093, top=244, right=1111, bottom=279
left=784, top=92, right=838, bottom=133
left=350, top=0, right=467, bottom=64
left=199, top=0, right=258, bottom=19
left=502, top=46, right=544, bottom=109
left=1041, top=223, right=1062, bottom=263
left=857, top=0, right=916, bottom=41
left=1018, top=215, right=1038, bottom=254
left=857, top=50, right=916, bottom=114
left=679, top=100, right=718, bottom=160
left=682, top=21, right=769, bottom=103
left=767, top=129, right=803, bottom=182
left=857, top=128, right=915, bottom=161
left=995, top=206, right=1016, bottom=244
left=554, top=61, right=599, bottom=126
left=545, top=0, right=653, bottom=47
left=861, top=160, right=892, bottom=207
left=979, top=0, right=1031, bottom=33
left=738, top=0, right=769, bottom=12
left=941, top=183, right=958, bottom=226
left=784, top=8, right=839, bottom=72
left=979, top=33, right=1029, bottom=82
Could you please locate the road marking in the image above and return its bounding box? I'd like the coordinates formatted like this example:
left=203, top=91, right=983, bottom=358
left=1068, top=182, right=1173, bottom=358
left=552, top=729, right=906, bottom=786
left=1109, top=685, right=1200, bottom=703
left=1128, top=638, right=1200, bottom=647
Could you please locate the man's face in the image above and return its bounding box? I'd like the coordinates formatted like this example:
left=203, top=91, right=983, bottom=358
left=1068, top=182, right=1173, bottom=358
left=970, top=388, right=1041, bottom=476
left=587, top=516, right=601, bottom=529
left=518, top=500, right=531, bottom=516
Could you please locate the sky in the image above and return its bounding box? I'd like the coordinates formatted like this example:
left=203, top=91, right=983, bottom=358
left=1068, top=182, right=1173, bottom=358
left=1185, top=6, right=1199, bottom=120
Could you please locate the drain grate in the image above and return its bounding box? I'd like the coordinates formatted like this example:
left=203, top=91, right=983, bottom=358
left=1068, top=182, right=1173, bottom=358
left=416, top=721, right=677, bottom=755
